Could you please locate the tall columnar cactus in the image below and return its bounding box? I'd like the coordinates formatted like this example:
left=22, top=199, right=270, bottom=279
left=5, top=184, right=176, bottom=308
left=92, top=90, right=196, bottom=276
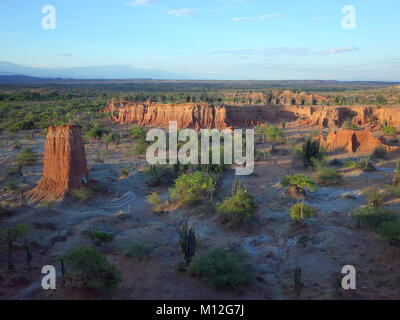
left=179, top=221, right=196, bottom=265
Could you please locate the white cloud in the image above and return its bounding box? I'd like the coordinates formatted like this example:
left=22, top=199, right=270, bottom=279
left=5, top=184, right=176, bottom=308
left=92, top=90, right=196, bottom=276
left=259, top=13, right=281, bottom=20
left=321, top=46, right=358, bottom=54
left=167, top=8, right=196, bottom=17
left=232, top=17, right=253, bottom=22
left=126, top=0, right=153, bottom=7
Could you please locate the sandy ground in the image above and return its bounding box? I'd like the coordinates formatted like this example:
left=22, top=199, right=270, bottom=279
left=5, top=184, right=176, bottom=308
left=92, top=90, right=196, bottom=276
left=1, top=125, right=400, bottom=300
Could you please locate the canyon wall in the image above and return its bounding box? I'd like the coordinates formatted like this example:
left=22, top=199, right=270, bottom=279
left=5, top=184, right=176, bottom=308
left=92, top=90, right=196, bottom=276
left=27, top=125, right=89, bottom=202
left=104, top=102, right=400, bottom=129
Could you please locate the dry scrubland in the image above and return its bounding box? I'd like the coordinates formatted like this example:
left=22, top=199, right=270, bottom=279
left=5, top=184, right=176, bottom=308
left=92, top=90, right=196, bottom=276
left=1, top=83, right=400, bottom=300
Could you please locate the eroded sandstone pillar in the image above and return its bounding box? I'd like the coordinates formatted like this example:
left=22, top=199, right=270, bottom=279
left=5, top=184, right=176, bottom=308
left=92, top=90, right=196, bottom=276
left=28, top=125, right=89, bottom=202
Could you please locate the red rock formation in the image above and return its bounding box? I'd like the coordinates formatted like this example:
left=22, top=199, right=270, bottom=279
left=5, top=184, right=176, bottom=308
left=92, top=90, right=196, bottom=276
left=27, top=125, right=89, bottom=202
left=104, top=102, right=289, bottom=129
left=104, top=102, right=400, bottom=130
left=318, top=129, right=391, bottom=153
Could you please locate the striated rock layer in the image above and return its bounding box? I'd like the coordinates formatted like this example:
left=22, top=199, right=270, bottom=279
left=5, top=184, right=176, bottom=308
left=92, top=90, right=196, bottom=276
left=104, top=102, right=400, bottom=130
left=104, top=102, right=295, bottom=129
left=27, top=125, right=89, bottom=202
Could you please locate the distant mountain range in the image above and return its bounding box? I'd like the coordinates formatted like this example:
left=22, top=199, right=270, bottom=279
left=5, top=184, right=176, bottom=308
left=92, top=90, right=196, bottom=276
left=0, top=61, right=190, bottom=80
left=0, top=61, right=399, bottom=87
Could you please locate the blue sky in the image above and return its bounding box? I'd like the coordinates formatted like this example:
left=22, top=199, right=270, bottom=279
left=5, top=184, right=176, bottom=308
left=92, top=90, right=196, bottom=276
left=0, top=0, right=399, bottom=80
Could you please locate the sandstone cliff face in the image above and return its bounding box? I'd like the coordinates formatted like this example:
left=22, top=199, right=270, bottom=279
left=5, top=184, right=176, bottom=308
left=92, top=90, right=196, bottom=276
left=282, top=105, right=400, bottom=128
left=104, top=102, right=400, bottom=130
left=105, top=102, right=287, bottom=129
left=317, top=129, right=391, bottom=153
left=27, top=125, right=89, bottom=202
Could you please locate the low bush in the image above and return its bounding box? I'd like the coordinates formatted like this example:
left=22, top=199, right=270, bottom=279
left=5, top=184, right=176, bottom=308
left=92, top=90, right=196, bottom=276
left=217, top=181, right=256, bottom=226
left=85, top=229, right=114, bottom=246
left=351, top=207, right=397, bottom=230
left=169, top=171, right=215, bottom=205
left=379, top=221, right=400, bottom=244
left=60, top=246, right=121, bottom=293
left=345, top=157, right=375, bottom=172
left=289, top=202, right=316, bottom=222
left=187, top=247, right=252, bottom=290
left=382, top=126, right=396, bottom=136
left=315, top=167, right=342, bottom=185
left=146, top=192, right=163, bottom=211
left=281, top=174, right=317, bottom=193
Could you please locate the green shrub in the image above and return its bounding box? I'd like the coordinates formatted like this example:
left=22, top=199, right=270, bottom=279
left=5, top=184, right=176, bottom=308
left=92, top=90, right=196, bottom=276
left=345, top=157, right=375, bottom=172
left=188, top=247, right=252, bottom=290
left=217, top=181, right=256, bottom=226
left=85, top=229, right=114, bottom=246
left=294, top=137, right=325, bottom=167
left=85, top=127, right=109, bottom=140
left=146, top=192, right=163, bottom=210
left=315, top=167, right=342, bottom=185
left=60, top=246, right=121, bottom=293
left=130, top=126, right=147, bottom=140
left=382, top=126, right=396, bottom=135
left=71, top=187, right=94, bottom=204
left=120, top=239, right=156, bottom=260
left=289, top=202, right=316, bottom=222
left=365, top=188, right=385, bottom=207
left=169, top=172, right=215, bottom=205
left=372, top=146, right=387, bottom=159
left=351, top=207, right=397, bottom=230
left=379, top=221, right=400, bottom=243
left=281, top=174, right=317, bottom=193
